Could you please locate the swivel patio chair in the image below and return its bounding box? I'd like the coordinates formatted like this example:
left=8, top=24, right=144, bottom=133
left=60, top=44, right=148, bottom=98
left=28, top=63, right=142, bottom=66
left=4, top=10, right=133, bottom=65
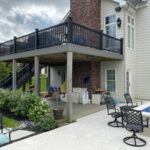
left=124, top=93, right=149, bottom=128
left=103, top=92, right=111, bottom=103
left=0, top=114, right=11, bottom=146
left=124, top=93, right=138, bottom=107
left=106, top=97, right=123, bottom=127
left=123, top=109, right=146, bottom=147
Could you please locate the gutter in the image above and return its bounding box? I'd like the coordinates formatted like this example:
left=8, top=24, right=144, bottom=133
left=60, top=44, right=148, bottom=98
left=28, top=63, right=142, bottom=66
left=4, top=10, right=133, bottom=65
left=60, top=11, right=70, bottom=23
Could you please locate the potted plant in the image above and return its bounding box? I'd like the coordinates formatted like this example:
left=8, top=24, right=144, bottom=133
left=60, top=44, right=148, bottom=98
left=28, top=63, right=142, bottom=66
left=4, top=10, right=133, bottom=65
left=53, top=92, right=64, bottom=120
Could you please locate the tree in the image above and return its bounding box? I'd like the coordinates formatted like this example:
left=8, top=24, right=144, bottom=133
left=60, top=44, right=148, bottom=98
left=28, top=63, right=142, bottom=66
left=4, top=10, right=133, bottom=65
left=0, top=62, right=12, bottom=80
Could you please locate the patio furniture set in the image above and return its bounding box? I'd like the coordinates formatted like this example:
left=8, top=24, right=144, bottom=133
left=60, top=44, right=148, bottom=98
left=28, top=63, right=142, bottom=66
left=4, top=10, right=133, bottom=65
left=104, top=93, right=150, bottom=147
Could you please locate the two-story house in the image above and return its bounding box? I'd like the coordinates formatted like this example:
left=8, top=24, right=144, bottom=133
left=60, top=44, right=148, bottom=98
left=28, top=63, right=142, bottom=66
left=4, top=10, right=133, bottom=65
left=50, top=0, right=150, bottom=101
left=101, top=0, right=150, bottom=101
left=0, top=0, right=149, bottom=122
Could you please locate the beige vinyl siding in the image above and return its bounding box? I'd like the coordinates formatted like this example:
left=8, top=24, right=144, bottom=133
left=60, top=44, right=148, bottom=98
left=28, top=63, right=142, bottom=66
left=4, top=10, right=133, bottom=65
left=101, top=60, right=125, bottom=101
left=101, top=0, right=150, bottom=101
left=101, top=0, right=125, bottom=101
left=135, top=1, right=150, bottom=100
left=124, top=9, right=136, bottom=98
left=101, top=0, right=124, bottom=39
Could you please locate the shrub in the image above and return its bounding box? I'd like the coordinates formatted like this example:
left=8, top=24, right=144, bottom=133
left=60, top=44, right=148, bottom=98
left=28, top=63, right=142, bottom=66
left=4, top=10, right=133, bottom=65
left=0, top=89, right=11, bottom=111
left=36, top=113, right=57, bottom=131
left=8, top=91, right=38, bottom=118
left=0, top=89, right=55, bottom=131
left=28, top=99, right=52, bottom=123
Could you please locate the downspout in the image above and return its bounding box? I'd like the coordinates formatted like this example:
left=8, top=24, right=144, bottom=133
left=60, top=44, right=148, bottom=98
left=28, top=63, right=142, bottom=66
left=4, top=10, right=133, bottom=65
left=123, top=4, right=130, bottom=98
left=123, top=7, right=126, bottom=99
left=122, top=4, right=129, bottom=100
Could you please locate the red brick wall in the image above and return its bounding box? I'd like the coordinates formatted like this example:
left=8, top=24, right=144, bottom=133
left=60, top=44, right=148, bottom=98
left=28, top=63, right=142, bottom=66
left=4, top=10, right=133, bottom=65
left=73, top=61, right=101, bottom=98
left=71, top=0, right=101, bottom=98
left=70, top=0, right=101, bottom=31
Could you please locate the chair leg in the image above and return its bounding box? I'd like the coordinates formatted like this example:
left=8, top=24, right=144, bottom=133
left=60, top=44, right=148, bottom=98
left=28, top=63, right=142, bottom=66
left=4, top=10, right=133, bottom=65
left=123, top=131, right=146, bottom=147
left=108, top=118, right=123, bottom=128
left=146, top=118, right=149, bottom=128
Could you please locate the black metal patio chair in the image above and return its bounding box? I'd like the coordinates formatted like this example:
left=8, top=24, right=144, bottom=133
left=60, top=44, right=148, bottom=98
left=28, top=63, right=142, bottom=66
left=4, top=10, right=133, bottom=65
left=124, top=93, right=137, bottom=107
left=124, top=94, right=149, bottom=128
left=0, top=114, right=11, bottom=146
left=105, top=97, right=123, bottom=127
left=120, top=106, right=149, bottom=128
left=123, top=109, right=146, bottom=147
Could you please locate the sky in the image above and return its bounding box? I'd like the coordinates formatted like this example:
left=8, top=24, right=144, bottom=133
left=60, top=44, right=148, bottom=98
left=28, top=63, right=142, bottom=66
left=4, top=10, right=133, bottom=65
left=0, top=0, right=125, bottom=43
left=0, top=0, right=70, bottom=42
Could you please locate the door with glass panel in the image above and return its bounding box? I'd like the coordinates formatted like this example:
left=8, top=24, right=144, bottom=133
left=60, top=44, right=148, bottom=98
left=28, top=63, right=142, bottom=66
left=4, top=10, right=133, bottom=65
left=126, top=71, right=131, bottom=94
left=105, top=15, right=116, bottom=50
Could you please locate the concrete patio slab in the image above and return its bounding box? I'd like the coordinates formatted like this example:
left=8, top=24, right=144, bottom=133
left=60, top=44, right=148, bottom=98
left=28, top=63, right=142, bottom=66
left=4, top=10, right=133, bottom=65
left=47, top=99, right=106, bottom=120
left=1, top=109, right=150, bottom=150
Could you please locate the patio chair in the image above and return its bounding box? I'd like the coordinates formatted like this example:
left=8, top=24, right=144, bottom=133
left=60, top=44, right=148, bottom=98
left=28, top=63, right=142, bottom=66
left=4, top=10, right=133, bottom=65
left=103, top=92, right=111, bottom=103
left=124, top=93, right=149, bottom=128
left=121, top=106, right=149, bottom=129
left=124, top=93, right=138, bottom=107
left=123, top=109, right=146, bottom=147
left=0, top=114, right=11, bottom=146
left=106, top=97, right=123, bottom=127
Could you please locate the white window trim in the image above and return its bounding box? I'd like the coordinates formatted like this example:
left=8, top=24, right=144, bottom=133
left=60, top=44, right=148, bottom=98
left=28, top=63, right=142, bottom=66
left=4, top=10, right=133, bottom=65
left=104, top=14, right=117, bottom=38
left=105, top=68, right=117, bottom=93
left=127, top=15, right=135, bottom=50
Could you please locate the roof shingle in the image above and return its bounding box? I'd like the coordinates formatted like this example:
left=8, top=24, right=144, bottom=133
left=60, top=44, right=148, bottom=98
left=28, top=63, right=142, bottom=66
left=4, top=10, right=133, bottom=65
left=128, top=0, right=145, bottom=6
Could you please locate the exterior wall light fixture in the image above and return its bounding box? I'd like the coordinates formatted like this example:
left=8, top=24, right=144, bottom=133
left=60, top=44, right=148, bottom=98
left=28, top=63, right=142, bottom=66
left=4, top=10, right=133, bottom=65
left=117, top=18, right=121, bottom=28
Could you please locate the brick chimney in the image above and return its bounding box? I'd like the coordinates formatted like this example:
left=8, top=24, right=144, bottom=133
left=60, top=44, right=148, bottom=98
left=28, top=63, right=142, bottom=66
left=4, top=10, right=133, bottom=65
left=71, top=0, right=101, bottom=98
left=70, top=0, right=101, bottom=31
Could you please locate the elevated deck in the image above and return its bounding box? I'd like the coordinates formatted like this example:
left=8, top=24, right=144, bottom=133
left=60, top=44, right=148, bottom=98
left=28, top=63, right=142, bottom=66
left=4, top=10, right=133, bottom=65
left=0, top=18, right=123, bottom=63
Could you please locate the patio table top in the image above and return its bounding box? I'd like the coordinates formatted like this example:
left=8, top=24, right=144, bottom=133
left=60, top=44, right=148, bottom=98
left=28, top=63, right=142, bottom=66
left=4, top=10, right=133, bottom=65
left=134, top=102, right=150, bottom=117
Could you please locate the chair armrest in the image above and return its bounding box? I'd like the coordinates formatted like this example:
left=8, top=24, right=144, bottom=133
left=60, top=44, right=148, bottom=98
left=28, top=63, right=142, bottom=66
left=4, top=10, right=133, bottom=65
left=115, top=108, right=120, bottom=113
left=132, top=101, right=138, bottom=106
left=116, top=105, right=120, bottom=109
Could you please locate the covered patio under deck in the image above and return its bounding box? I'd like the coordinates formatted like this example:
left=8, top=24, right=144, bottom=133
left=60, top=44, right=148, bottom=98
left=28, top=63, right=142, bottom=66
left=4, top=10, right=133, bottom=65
left=0, top=18, right=124, bottom=122
left=0, top=45, right=123, bottom=122
left=47, top=99, right=106, bottom=120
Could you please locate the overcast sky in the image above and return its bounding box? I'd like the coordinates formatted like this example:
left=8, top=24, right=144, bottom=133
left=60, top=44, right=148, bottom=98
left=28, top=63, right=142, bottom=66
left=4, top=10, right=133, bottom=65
left=0, top=0, right=70, bottom=42
left=0, top=0, right=125, bottom=43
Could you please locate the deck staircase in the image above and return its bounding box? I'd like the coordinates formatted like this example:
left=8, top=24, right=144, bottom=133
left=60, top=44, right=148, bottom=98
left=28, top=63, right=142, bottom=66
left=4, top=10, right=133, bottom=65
left=0, top=64, right=45, bottom=90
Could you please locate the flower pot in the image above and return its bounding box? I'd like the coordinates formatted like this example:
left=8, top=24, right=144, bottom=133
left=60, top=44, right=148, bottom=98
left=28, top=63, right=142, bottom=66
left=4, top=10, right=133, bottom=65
left=53, top=107, right=64, bottom=120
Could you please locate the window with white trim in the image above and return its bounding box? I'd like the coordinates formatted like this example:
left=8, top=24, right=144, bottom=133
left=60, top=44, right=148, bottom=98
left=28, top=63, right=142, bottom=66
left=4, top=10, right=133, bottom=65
left=106, top=69, right=116, bottom=92
left=105, top=15, right=116, bottom=37
left=128, top=16, right=135, bottom=49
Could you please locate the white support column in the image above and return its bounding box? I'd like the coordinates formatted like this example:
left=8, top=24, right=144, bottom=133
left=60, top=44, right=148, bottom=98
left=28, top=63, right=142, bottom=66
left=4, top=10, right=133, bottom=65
left=34, top=56, right=39, bottom=93
left=67, top=52, right=73, bottom=123
left=12, top=59, right=17, bottom=91
left=47, top=66, right=50, bottom=93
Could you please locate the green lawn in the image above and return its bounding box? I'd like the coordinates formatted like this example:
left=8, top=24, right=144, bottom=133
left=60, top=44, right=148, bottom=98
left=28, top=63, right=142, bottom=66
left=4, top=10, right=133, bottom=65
left=3, top=116, right=20, bottom=129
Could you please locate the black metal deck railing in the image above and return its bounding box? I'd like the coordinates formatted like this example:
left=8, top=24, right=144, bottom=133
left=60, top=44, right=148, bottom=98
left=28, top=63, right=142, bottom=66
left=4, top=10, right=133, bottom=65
left=0, top=18, right=123, bottom=56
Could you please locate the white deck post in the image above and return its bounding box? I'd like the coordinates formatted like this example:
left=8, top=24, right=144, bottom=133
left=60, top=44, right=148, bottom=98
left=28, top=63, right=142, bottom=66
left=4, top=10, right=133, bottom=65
left=47, top=66, right=50, bottom=93
left=34, top=56, right=40, bottom=93
left=12, top=59, right=17, bottom=91
left=67, top=52, right=73, bottom=123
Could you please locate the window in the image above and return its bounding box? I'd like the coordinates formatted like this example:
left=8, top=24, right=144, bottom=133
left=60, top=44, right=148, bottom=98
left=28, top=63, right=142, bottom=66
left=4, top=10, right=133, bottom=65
left=106, top=69, right=116, bottom=92
left=105, top=15, right=116, bottom=37
left=128, top=16, right=135, bottom=49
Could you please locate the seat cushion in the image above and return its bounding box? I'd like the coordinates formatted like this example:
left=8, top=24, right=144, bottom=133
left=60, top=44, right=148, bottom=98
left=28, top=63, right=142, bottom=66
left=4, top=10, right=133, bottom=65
left=126, top=123, right=143, bottom=132
left=0, top=133, right=10, bottom=145
left=113, top=99, right=120, bottom=104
